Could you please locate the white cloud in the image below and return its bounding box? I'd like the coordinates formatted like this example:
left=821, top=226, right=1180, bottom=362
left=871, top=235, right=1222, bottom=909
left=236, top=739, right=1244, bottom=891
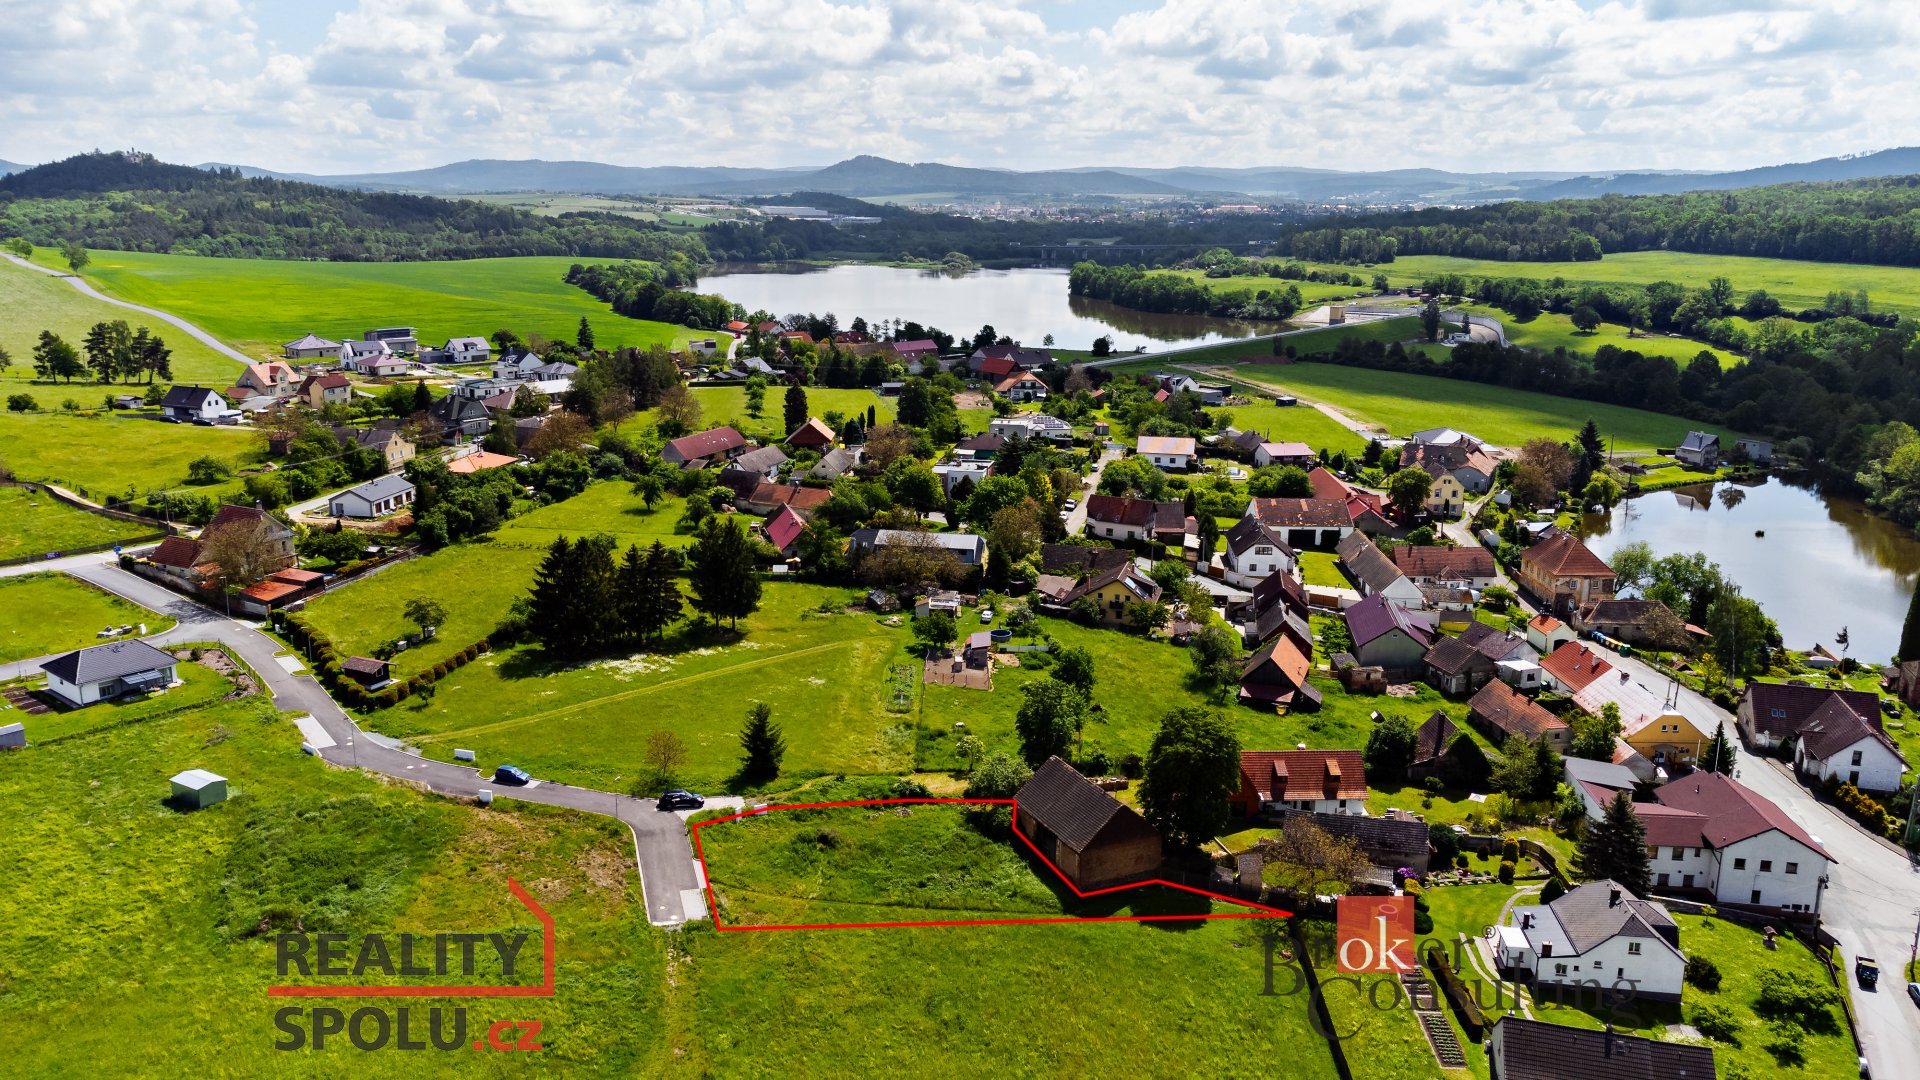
left=0, top=0, right=1914, bottom=173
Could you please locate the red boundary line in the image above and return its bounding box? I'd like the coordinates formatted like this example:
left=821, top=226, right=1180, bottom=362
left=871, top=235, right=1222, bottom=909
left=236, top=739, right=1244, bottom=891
left=267, top=877, right=556, bottom=998
left=690, top=797, right=1292, bottom=931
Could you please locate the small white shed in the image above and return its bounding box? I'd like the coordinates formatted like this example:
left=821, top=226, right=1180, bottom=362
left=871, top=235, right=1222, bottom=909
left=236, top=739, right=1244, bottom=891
left=0, top=722, right=23, bottom=750
left=170, top=769, right=229, bottom=808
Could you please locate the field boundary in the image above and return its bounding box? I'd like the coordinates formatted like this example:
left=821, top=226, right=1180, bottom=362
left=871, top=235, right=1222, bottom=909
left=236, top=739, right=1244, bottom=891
left=691, top=797, right=1293, bottom=931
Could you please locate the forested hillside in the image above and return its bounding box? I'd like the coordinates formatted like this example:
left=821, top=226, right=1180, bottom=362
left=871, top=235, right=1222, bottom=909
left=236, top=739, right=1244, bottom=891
left=0, top=151, right=710, bottom=262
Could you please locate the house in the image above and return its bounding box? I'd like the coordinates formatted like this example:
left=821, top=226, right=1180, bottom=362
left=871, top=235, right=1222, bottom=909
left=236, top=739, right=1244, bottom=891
left=764, top=505, right=806, bottom=557
left=1467, top=680, right=1570, bottom=750
left=1344, top=595, right=1437, bottom=675
left=236, top=361, right=298, bottom=399
left=234, top=567, right=324, bottom=618
left=892, top=339, right=940, bottom=366
left=1410, top=710, right=1462, bottom=781
left=331, top=424, right=415, bottom=469
left=364, top=355, right=414, bottom=378
left=341, top=656, right=393, bottom=689
left=363, top=327, right=418, bottom=354
left=1136, top=435, right=1196, bottom=470
left=1245, top=497, right=1354, bottom=549
left=1791, top=695, right=1907, bottom=792
left=492, top=349, right=545, bottom=379
left=1336, top=532, right=1424, bottom=606
left=953, top=433, right=1004, bottom=460
left=1735, top=681, right=1883, bottom=752
left=932, top=461, right=990, bottom=495
left=662, top=426, right=748, bottom=467
left=452, top=376, right=525, bottom=402
left=338, top=338, right=392, bottom=371
left=1041, top=543, right=1132, bottom=576
left=1307, top=466, right=1399, bottom=538
left=995, top=371, right=1050, bottom=402
left=1242, top=569, right=1313, bottom=655
left=973, top=354, right=1021, bottom=382
left=1154, top=373, right=1228, bottom=405
left=1498, top=881, right=1686, bottom=1004
left=1487, top=1015, right=1716, bottom=1080
left=1084, top=494, right=1192, bottom=546
left=1458, top=621, right=1537, bottom=666
left=786, top=417, right=836, bottom=450
left=726, top=445, right=791, bottom=485
left=1253, top=441, right=1315, bottom=469
left=1563, top=757, right=1642, bottom=819
left=1059, top=561, right=1162, bottom=625
left=1401, top=427, right=1497, bottom=493
left=1426, top=471, right=1469, bottom=515
left=1642, top=771, right=1834, bottom=911
left=1424, top=636, right=1497, bottom=696
left=328, top=474, right=417, bottom=519
left=987, top=414, right=1073, bottom=442
left=283, top=332, right=342, bottom=360
left=1526, top=613, right=1577, bottom=655
left=1231, top=750, right=1368, bottom=817
left=428, top=336, right=491, bottom=365
left=1675, top=431, right=1721, bottom=469
left=297, top=373, right=353, bottom=409
left=428, top=394, right=492, bottom=439
left=1514, top=529, right=1615, bottom=615
left=1014, top=757, right=1163, bottom=891
left=1220, top=517, right=1298, bottom=588
left=1391, top=545, right=1497, bottom=589
left=1733, top=438, right=1773, bottom=465
left=1573, top=599, right=1680, bottom=647
left=848, top=528, right=988, bottom=567
left=741, top=482, right=832, bottom=518
left=205, top=504, right=295, bottom=564
left=1238, top=634, right=1321, bottom=712
left=169, top=769, right=229, bottom=809
left=39, top=639, right=179, bottom=708
left=446, top=450, right=518, bottom=474
left=161, top=384, right=233, bottom=425
left=808, top=446, right=863, bottom=482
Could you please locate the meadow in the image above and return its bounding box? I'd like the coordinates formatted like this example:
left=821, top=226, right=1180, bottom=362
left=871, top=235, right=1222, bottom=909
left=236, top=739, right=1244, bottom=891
left=0, top=485, right=160, bottom=561
left=0, top=572, right=176, bottom=664
left=633, top=385, right=896, bottom=443
left=1160, top=269, right=1374, bottom=306
left=0, top=410, right=260, bottom=499
left=0, top=257, right=247, bottom=407
left=1474, top=305, right=1739, bottom=368
left=28, top=249, right=725, bottom=361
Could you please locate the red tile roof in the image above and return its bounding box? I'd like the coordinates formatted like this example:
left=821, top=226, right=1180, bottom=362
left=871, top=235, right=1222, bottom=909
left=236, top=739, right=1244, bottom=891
left=1391, top=544, right=1495, bottom=580
left=1136, top=435, right=1196, bottom=457
left=270, top=568, right=324, bottom=585
left=748, top=482, right=831, bottom=512
left=1468, top=680, right=1569, bottom=740
left=447, top=450, right=518, bottom=473
left=978, top=357, right=1019, bottom=379
left=1306, top=466, right=1354, bottom=501
left=786, top=417, right=836, bottom=448
left=1540, top=641, right=1612, bottom=694
left=1520, top=529, right=1614, bottom=579
left=1249, top=498, right=1351, bottom=529
left=1651, top=772, right=1833, bottom=860
left=1237, top=750, right=1370, bottom=803
left=240, top=580, right=301, bottom=603
left=665, top=426, right=746, bottom=461
left=765, top=505, right=806, bottom=553
left=149, top=535, right=203, bottom=568
left=1240, top=634, right=1311, bottom=694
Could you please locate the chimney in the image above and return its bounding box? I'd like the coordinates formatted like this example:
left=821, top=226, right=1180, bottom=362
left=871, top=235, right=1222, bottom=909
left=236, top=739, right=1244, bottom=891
left=1608, top=886, right=1621, bottom=908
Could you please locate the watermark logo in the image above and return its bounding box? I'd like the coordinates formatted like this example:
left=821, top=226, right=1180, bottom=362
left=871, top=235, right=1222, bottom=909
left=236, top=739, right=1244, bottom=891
left=1336, top=896, right=1415, bottom=973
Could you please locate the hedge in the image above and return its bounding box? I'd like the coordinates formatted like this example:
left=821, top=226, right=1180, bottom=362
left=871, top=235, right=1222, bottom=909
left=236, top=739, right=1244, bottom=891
left=283, top=612, right=487, bottom=712
left=1425, top=943, right=1485, bottom=1040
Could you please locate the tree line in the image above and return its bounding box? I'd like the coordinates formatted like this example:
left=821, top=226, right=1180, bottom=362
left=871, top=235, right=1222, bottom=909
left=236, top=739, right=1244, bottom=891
left=564, top=261, right=741, bottom=331
left=12, top=322, right=173, bottom=385
left=1067, top=261, right=1306, bottom=320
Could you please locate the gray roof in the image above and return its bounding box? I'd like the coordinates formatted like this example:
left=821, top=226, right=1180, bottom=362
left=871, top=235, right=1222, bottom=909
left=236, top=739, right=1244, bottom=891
left=1517, top=879, right=1678, bottom=958
left=41, top=639, right=176, bottom=686
left=851, top=528, right=987, bottom=565
left=1562, top=756, right=1642, bottom=791
left=1680, top=431, right=1720, bottom=452
left=807, top=446, right=860, bottom=479
left=1490, top=1016, right=1715, bottom=1080
left=1015, top=756, right=1158, bottom=854
left=161, top=384, right=219, bottom=409
left=1226, top=516, right=1295, bottom=558
left=342, top=339, right=390, bottom=356
left=284, top=332, right=340, bottom=350
left=170, top=768, right=226, bottom=790
left=732, top=445, right=789, bottom=475
left=1338, top=531, right=1407, bottom=596
left=338, top=474, right=415, bottom=503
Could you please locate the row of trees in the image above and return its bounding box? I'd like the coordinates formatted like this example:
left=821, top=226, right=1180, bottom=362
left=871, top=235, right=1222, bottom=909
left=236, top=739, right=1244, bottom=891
left=1068, top=261, right=1306, bottom=321
left=17, top=324, right=173, bottom=384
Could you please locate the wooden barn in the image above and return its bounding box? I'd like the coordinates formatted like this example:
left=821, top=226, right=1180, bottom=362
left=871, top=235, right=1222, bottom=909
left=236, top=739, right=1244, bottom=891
left=1015, top=757, right=1163, bottom=891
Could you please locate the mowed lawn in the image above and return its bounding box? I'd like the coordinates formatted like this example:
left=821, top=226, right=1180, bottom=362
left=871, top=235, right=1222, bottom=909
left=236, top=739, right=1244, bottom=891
left=0, top=258, right=245, bottom=407
left=1160, top=269, right=1373, bottom=305
left=632, top=385, right=895, bottom=443
left=0, top=572, right=176, bottom=664
left=1468, top=304, right=1738, bottom=368
left=0, top=694, right=673, bottom=1076
left=33, top=249, right=725, bottom=361
left=0, top=411, right=260, bottom=499
left=0, top=486, right=159, bottom=561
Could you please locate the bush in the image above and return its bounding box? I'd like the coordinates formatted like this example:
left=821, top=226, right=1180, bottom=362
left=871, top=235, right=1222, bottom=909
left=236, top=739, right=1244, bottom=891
left=1685, top=954, right=1722, bottom=992
left=1119, top=752, right=1144, bottom=779
left=1540, top=877, right=1565, bottom=904
left=1500, top=835, right=1520, bottom=862
left=6, top=394, right=37, bottom=412
left=1076, top=749, right=1111, bottom=776
left=1424, top=944, right=1485, bottom=1038
left=1497, top=859, right=1516, bottom=884
left=1761, top=1019, right=1806, bottom=1066
left=1690, top=1001, right=1740, bottom=1043
left=889, top=777, right=931, bottom=798
left=1753, top=969, right=1838, bottom=1032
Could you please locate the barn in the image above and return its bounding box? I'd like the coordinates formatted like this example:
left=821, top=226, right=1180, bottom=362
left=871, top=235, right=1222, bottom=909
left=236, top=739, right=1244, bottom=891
left=1014, top=757, right=1163, bottom=891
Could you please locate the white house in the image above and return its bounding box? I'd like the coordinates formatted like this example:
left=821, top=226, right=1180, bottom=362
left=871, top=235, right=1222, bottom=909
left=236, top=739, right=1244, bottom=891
left=1253, top=441, right=1315, bottom=469
left=932, top=461, right=990, bottom=496
left=1562, top=757, right=1641, bottom=820
left=994, top=371, right=1050, bottom=402
left=1675, top=431, right=1721, bottom=469
left=1792, top=696, right=1908, bottom=792
left=987, top=414, right=1073, bottom=443
left=159, top=385, right=229, bottom=424
left=338, top=338, right=392, bottom=371
left=1525, top=613, right=1578, bottom=655
left=1641, top=772, right=1834, bottom=912
left=360, top=355, right=412, bottom=378
left=328, top=474, right=417, bottom=519
left=1336, top=532, right=1425, bottom=607
left=442, top=336, right=491, bottom=363
left=1234, top=750, right=1369, bottom=816
left=1498, top=880, right=1686, bottom=1003
left=1137, top=434, right=1196, bottom=470
left=1222, top=518, right=1298, bottom=588
left=39, top=639, right=179, bottom=708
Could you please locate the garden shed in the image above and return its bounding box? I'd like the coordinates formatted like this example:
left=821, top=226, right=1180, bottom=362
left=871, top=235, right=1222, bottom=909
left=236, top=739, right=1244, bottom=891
left=169, top=769, right=228, bottom=809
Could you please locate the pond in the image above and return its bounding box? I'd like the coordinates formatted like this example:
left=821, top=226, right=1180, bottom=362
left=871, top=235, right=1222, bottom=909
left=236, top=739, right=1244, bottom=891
left=1578, top=476, right=1920, bottom=661
left=699, top=264, right=1280, bottom=352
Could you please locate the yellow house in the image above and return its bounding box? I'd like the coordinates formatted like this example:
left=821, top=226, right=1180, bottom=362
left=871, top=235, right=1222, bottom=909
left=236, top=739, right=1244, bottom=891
left=1060, top=562, right=1163, bottom=626
left=1426, top=473, right=1466, bottom=515
left=1623, top=710, right=1710, bottom=772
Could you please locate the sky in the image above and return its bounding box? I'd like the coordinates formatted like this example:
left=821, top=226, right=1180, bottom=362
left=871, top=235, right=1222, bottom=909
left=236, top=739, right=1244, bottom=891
left=0, top=0, right=1914, bottom=175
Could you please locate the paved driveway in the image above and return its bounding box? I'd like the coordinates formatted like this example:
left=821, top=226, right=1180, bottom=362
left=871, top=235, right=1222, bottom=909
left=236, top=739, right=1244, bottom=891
left=1063, top=448, right=1120, bottom=535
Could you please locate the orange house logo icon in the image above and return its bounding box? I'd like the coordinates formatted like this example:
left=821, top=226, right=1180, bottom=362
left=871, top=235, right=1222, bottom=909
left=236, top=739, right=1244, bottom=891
left=1336, top=896, right=1415, bottom=973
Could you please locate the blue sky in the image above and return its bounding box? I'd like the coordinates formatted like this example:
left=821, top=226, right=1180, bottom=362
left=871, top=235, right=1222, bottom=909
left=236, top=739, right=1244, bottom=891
left=1, top=0, right=1913, bottom=175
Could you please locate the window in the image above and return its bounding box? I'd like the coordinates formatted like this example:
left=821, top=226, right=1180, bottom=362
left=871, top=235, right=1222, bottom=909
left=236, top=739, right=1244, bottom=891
left=1693, top=847, right=1703, bottom=858
left=1657, top=873, right=1669, bottom=887
left=1759, top=860, right=1772, bottom=872
left=1628, top=942, right=1642, bottom=955
left=1851, top=750, right=1864, bottom=766
left=1770, top=707, right=1787, bottom=719
left=1554, top=964, right=1567, bottom=977
left=1733, top=858, right=1746, bottom=870
left=1670, top=847, right=1684, bottom=860
left=1647, top=846, right=1658, bottom=859
left=1751, top=890, right=1762, bottom=904
left=1786, top=862, right=1799, bottom=875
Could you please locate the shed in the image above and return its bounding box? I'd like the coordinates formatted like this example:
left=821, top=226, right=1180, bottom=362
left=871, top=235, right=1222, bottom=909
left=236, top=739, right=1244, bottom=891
left=170, top=769, right=229, bottom=808
left=0, top=722, right=23, bottom=750
left=1015, top=757, right=1163, bottom=891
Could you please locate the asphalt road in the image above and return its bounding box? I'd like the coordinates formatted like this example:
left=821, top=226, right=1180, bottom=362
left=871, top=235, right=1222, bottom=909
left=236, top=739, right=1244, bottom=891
left=1063, top=447, right=1121, bottom=535
left=19, top=557, right=718, bottom=927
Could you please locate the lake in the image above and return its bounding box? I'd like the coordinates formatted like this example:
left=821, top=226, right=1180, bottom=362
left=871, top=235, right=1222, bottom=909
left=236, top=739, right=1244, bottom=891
left=1578, top=476, right=1920, bottom=661
left=699, top=264, right=1279, bottom=352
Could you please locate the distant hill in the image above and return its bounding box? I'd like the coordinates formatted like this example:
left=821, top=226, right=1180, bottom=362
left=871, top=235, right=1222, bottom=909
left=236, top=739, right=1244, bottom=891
left=0, top=159, right=23, bottom=177
left=1532, top=147, right=1920, bottom=198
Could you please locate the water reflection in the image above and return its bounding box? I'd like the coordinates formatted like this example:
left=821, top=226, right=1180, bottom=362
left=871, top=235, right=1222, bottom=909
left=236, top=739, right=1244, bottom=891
left=1578, top=475, right=1920, bottom=659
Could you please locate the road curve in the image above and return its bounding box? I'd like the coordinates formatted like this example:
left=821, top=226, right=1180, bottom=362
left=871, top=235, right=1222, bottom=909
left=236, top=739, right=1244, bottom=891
left=1, top=252, right=255, bottom=369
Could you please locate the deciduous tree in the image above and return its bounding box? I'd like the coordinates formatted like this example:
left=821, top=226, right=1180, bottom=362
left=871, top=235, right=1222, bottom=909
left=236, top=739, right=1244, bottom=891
left=1015, top=678, right=1087, bottom=766
left=1139, top=706, right=1242, bottom=849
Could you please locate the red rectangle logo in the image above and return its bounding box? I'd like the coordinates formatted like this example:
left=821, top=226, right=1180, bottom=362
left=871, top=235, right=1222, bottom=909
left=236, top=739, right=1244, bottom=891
left=1336, top=896, right=1415, bottom=973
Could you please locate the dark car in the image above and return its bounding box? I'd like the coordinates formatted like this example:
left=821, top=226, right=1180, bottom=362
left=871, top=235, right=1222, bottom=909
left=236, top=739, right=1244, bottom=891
left=1908, top=982, right=1920, bottom=1008
left=492, top=764, right=531, bottom=785
left=657, top=790, right=704, bottom=811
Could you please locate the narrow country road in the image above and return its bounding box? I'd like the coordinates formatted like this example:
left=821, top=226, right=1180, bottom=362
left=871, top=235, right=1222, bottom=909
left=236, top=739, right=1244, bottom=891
left=15, top=556, right=718, bottom=928
left=1, top=252, right=255, bottom=369
left=1063, top=447, right=1121, bottom=535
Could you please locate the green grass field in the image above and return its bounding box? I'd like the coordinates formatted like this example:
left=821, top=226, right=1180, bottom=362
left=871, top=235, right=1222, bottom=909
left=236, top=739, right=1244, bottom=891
left=29, top=249, right=726, bottom=362
left=22, top=657, right=235, bottom=742
left=0, top=411, right=260, bottom=500
left=1473, top=304, right=1738, bottom=368
left=1322, top=251, right=1920, bottom=318
left=0, top=486, right=160, bottom=561
left=1160, top=269, right=1372, bottom=305
left=0, top=572, right=176, bottom=664
left=0, top=258, right=248, bottom=407
left=634, top=386, right=895, bottom=443
left=1297, top=551, right=1346, bottom=588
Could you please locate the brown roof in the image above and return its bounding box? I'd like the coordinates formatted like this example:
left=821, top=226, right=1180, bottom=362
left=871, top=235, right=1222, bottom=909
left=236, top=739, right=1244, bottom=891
left=1468, top=681, right=1568, bottom=740
left=747, top=482, right=831, bottom=512
left=786, top=417, right=836, bottom=447
left=1425, top=635, right=1495, bottom=678
left=1015, top=757, right=1160, bottom=854
left=447, top=451, right=517, bottom=473
left=1413, top=710, right=1459, bottom=764
left=1251, top=568, right=1309, bottom=618
left=1520, top=529, right=1614, bottom=579
left=149, top=535, right=203, bottom=568
left=270, top=568, right=324, bottom=585
left=1337, top=531, right=1406, bottom=595
left=1798, top=695, right=1905, bottom=764
left=665, top=426, right=746, bottom=461
left=1540, top=641, right=1613, bottom=694
left=1528, top=613, right=1564, bottom=633
left=1085, top=494, right=1185, bottom=533
left=342, top=655, right=390, bottom=677
left=1136, top=435, right=1196, bottom=457
left=1237, top=750, right=1370, bottom=803
left=1241, top=634, right=1311, bottom=693
left=1061, top=561, right=1161, bottom=606
left=239, top=580, right=301, bottom=603
left=1579, top=598, right=1670, bottom=627
left=1391, top=544, right=1495, bottom=580
left=1249, top=498, right=1351, bottom=529
left=1040, top=543, right=1132, bottom=575
left=1651, top=771, right=1833, bottom=860
left=1490, top=1014, right=1715, bottom=1080
left=994, top=371, right=1046, bottom=392
left=1741, top=682, right=1883, bottom=742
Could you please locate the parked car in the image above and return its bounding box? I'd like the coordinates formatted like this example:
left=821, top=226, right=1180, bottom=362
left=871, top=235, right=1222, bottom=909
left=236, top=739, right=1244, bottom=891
left=1856, top=955, right=1880, bottom=989
left=979, top=609, right=993, bottom=624
left=1062, top=498, right=1077, bottom=511
left=657, top=789, right=704, bottom=811
left=491, top=764, right=531, bottom=785
left=1907, top=982, right=1920, bottom=1007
